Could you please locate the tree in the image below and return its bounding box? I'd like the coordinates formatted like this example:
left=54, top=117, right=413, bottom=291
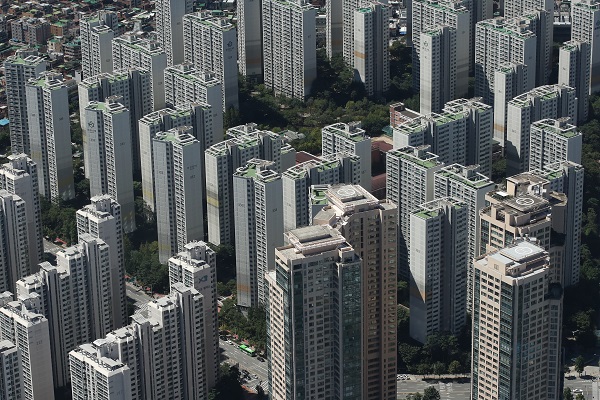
left=575, top=394, right=586, bottom=400
left=397, top=280, right=409, bottom=305
left=406, top=394, right=423, bottom=400
left=432, top=361, right=446, bottom=377
left=423, top=386, right=441, bottom=400
left=563, top=387, right=574, bottom=400
left=397, top=306, right=410, bottom=341
left=448, top=360, right=461, bottom=375
left=208, top=364, right=244, bottom=400
left=575, top=355, right=585, bottom=376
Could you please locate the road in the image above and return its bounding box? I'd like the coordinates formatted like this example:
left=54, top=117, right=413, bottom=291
left=125, top=282, right=153, bottom=307
left=397, top=379, right=470, bottom=400
left=43, top=238, right=64, bottom=256
left=219, top=339, right=269, bottom=393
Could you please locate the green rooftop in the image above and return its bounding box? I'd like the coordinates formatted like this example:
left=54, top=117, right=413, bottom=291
left=415, top=209, right=440, bottom=219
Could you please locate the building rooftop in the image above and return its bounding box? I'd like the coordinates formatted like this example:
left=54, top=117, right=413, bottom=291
left=388, top=145, right=442, bottom=169
left=532, top=118, right=580, bottom=139
left=436, top=164, right=493, bottom=189
left=413, top=197, right=465, bottom=219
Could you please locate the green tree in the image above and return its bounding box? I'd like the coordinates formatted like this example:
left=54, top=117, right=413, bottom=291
left=406, top=394, right=423, bottom=400
left=397, top=280, right=409, bottom=305
left=432, top=362, right=446, bottom=377
left=563, top=387, right=574, bottom=400
left=448, top=360, right=461, bottom=375
left=583, top=208, right=599, bottom=237
left=217, top=282, right=231, bottom=297
left=491, top=158, right=507, bottom=183
left=398, top=343, right=421, bottom=369
left=416, top=363, right=430, bottom=376
left=423, top=386, right=441, bottom=400
left=208, top=364, right=244, bottom=400
left=575, top=355, right=585, bottom=376
left=0, top=126, right=10, bottom=154
left=575, top=394, right=586, bottom=400
left=397, top=306, right=410, bottom=341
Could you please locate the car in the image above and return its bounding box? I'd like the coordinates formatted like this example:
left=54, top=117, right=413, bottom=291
left=252, top=374, right=258, bottom=379
left=573, top=389, right=583, bottom=394
left=226, top=340, right=233, bottom=345
left=257, top=356, right=265, bottom=362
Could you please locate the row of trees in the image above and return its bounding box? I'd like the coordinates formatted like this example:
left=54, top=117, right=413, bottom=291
left=563, top=387, right=587, bottom=400
left=403, top=386, right=441, bottom=400
left=397, top=332, right=471, bottom=376
left=563, top=95, right=600, bottom=349
left=225, top=49, right=393, bottom=156
left=219, top=299, right=268, bottom=352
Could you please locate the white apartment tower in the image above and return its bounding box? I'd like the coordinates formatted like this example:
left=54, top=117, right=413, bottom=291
left=0, top=295, right=54, bottom=400
left=529, top=118, right=582, bottom=171
left=444, top=98, right=493, bottom=177
left=393, top=98, right=493, bottom=177
left=69, top=283, right=214, bottom=400
left=434, top=164, right=494, bottom=308
left=471, top=241, right=563, bottom=400
left=493, top=63, right=527, bottom=145
left=77, top=195, right=126, bottom=330
left=163, top=63, right=224, bottom=119
left=559, top=40, right=591, bottom=123
left=282, top=152, right=362, bottom=231
left=393, top=113, right=466, bottom=167
left=78, top=68, right=153, bottom=174
left=205, top=124, right=296, bottom=245
left=84, top=99, right=135, bottom=233
left=527, top=161, right=584, bottom=286
left=69, top=346, right=132, bottom=400
left=353, top=3, right=391, bottom=97
left=0, top=154, right=43, bottom=271
left=0, top=340, right=22, bottom=400
left=474, top=17, right=537, bottom=104
left=16, top=236, right=114, bottom=388
left=409, top=198, right=468, bottom=344
left=155, top=0, right=193, bottom=66
left=325, top=0, right=343, bottom=57
left=237, top=0, right=263, bottom=78
left=267, top=225, right=362, bottom=400
left=26, top=72, right=74, bottom=202
left=341, top=0, right=360, bottom=64
left=420, top=25, right=461, bottom=114
left=3, top=49, right=46, bottom=155
left=233, top=160, right=283, bottom=309
left=504, top=0, right=553, bottom=84
left=139, top=103, right=218, bottom=211
left=183, top=12, right=239, bottom=110
left=80, top=11, right=119, bottom=79
left=313, top=185, right=398, bottom=400
left=411, top=0, right=470, bottom=94
left=167, top=241, right=219, bottom=390
left=112, top=34, right=167, bottom=110
left=571, top=0, right=600, bottom=94
left=386, top=145, right=443, bottom=278
left=321, top=122, right=371, bottom=191
left=0, top=191, right=29, bottom=293
left=505, top=84, right=577, bottom=175
left=153, top=128, right=205, bottom=263
left=262, top=0, right=317, bottom=99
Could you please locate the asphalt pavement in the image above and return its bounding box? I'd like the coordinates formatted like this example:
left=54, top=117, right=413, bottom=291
left=397, top=379, right=470, bottom=400
left=219, top=339, right=269, bottom=393
left=43, top=238, right=64, bottom=256
left=125, top=282, right=153, bottom=307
